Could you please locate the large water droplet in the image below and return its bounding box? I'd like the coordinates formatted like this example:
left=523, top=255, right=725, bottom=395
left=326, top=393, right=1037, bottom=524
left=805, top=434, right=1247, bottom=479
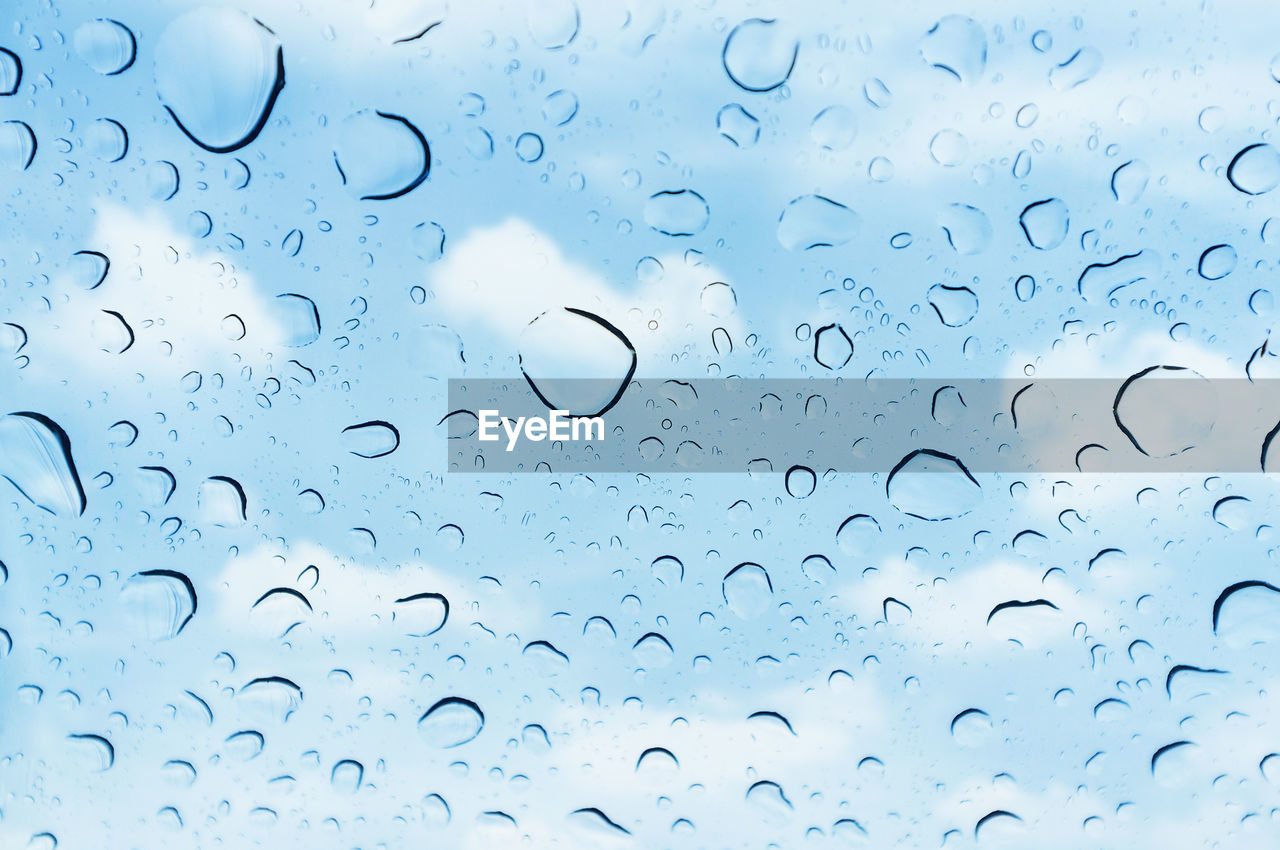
left=418, top=697, right=484, bottom=747
left=394, top=592, right=449, bottom=636
left=1213, top=580, right=1280, bottom=647
left=1197, top=244, right=1237, bottom=280
left=886, top=449, right=980, bottom=520
left=644, top=189, right=709, bottom=236
left=526, top=0, right=579, bottom=49
left=1227, top=143, right=1280, bottom=195
left=0, top=120, right=36, bottom=170
left=334, top=110, right=429, bottom=200
left=120, top=570, right=197, bottom=640
left=270, top=293, right=320, bottom=346
left=1019, top=198, right=1069, bottom=249
left=154, top=7, right=285, bottom=153
left=927, top=284, right=978, bottom=327
left=0, top=48, right=20, bottom=96
left=919, top=16, right=986, bottom=83
left=0, top=412, right=86, bottom=516
left=73, top=19, right=136, bottom=75
left=777, top=195, right=859, bottom=250
left=810, top=105, right=857, bottom=151
left=1113, top=366, right=1216, bottom=457
left=722, top=19, right=797, bottom=93
left=722, top=562, right=773, bottom=618
left=520, top=308, right=636, bottom=417
left=938, top=203, right=991, bottom=254
left=341, top=421, right=400, bottom=458
left=1049, top=47, right=1102, bottom=89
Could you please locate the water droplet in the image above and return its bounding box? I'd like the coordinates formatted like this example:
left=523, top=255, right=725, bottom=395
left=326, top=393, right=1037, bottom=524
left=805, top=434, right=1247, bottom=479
left=722, top=19, right=797, bottom=93
left=541, top=89, right=578, bottom=125
left=515, top=131, right=544, bottom=163
left=813, top=323, right=853, bottom=369
left=418, top=697, right=484, bottom=747
left=1227, top=143, right=1280, bottom=194
left=717, top=103, right=759, bottom=147
left=0, top=48, right=20, bottom=95
left=1019, top=198, right=1069, bottom=250
left=886, top=449, right=980, bottom=521
left=198, top=475, right=247, bottom=526
left=0, top=120, right=36, bottom=170
left=784, top=465, right=816, bottom=498
left=1197, top=244, right=1237, bottom=280
left=1213, top=580, right=1280, bottom=647
left=927, top=284, right=978, bottom=326
left=1049, top=47, right=1102, bottom=90
left=270, top=294, right=320, bottom=346
left=341, top=421, right=401, bottom=458
left=120, top=570, right=197, bottom=640
left=526, top=0, right=579, bottom=49
left=778, top=195, right=859, bottom=250
left=1113, top=366, right=1216, bottom=457
left=334, top=110, right=429, bottom=200
left=394, top=592, right=449, bottom=636
left=155, top=7, right=285, bottom=152
left=929, top=129, right=968, bottom=166
left=810, top=105, right=857, bottom=151
left=722, top=562, right=773, bottom=617
left=0, top=412, right=86, bottom=516
left=938, top=203, right=991, bottom=254
left=919, top=16, right=986, bottom=83
left=73, top=19, right=136, bottom=75
left=520, top=308, right=636, bottom=416
left=644, top=189, right=709, bottom=236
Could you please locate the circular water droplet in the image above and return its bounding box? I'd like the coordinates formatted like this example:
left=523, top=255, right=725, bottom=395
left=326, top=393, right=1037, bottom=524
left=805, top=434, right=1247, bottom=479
left=526, top=0, right=579, bottom=49
left=1019, top=198, right=1069, bottom=250
left=86, top=118, right=128, bottom=162
left=1227, top=143, right=1280, bottom=195
left=0, top=48, right=20, bottom=96
left=147, top=160, right=180, bottom=200
left=810, top=105, right=857, bottom=151
left=412, top=221, right=445, bottom=261
left=919, top=16, right=986, bottom=83
left=886, top=449, right=981, bottom=520
left=271, top=293, right=320, bottom=346
left=778, top=195, right=859, bottom=250
left=541, top=89, right=578, bottom=125
left=1197, top=244, right=1237, bottom=280
left=0, top=120, right=36, bottom=170
left=120, top=570, right=197, bottom=640
left=341, top=421, right=400, bottom=458
left=782, top=465, right=815, bottom=499
left=418, top=697, right=484, bottom=747
left=700, top=281, right=736, bottom=317
left=717, top=103, right=759, bottom=147
left=722, top=18, right=797, bottom=93
left=927, top=284, right=978, bottom=327
left=929, top=129, right=968, bottom=166
left=515, top=131, right=544, bottom=163
left=644, top=189, right=709, bottom=236
left=520, top=308, right=636, bottom=416
left=154, top=7, right=285, bottom=153
left=938, top=203, right=991, bottom=255
left=73, top=19, right=137, bottom=75
left=1113, top=366, right=1216, bottom=457
left=334, top=110, right=429, bottom=200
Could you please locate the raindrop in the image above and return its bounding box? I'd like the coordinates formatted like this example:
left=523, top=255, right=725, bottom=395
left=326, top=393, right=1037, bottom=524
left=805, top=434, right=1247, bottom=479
left=341, top=421, right=401, bottom=458
left=73, top=19, right=136, bottom=75
left=777, top=195, right=859, bottom=250
left=520, top=308, right=636, bottom=417
left=810, top=106, right=857, bottom=151
left=541, top=89, right=578, bottom=126
left=1197, top=244, right=1237, bottom=280
left=927, top=284, right=978, bottom=327
left=1049, top=47, right=1103, bottom=90
left=919, top=16, right=986, bottom=83
left=723, top=563, right=773, bottom=617
left=70, top=250, right=110, bottom=290
left=515, top=131, right=544, bottom=163
left=717, top=104, right=759, bottom=147
left=120, top=570, right=197, bottom=640
left=813, top=323, right=853, bottom=369
left=938, top=203, right=991, bottom=254
left=644, top=190, right=709, bottom=236
left=0, top=48, right=19, bottom=95
left=1019, top=198, right=1069, bottom=250
left=155, top=7, right=285, bottom=152
left=394, top=592, right=449, bottom=636
left=526, top=0, right=579, bottom=49
left=722, top=19, right=797, bottom=93
left=334, top=110, right=429, bottom=200
left=271, top=294, right=320, bottom=346
left=418, top=697, right=484, bottom=747
left=886, top=449, right=980, bottom=520
left=0, top=412, right=86, bottom=516
left=0, top=120, right=36, bottom=170
left=1227, top=144, right=1280, bottom=195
